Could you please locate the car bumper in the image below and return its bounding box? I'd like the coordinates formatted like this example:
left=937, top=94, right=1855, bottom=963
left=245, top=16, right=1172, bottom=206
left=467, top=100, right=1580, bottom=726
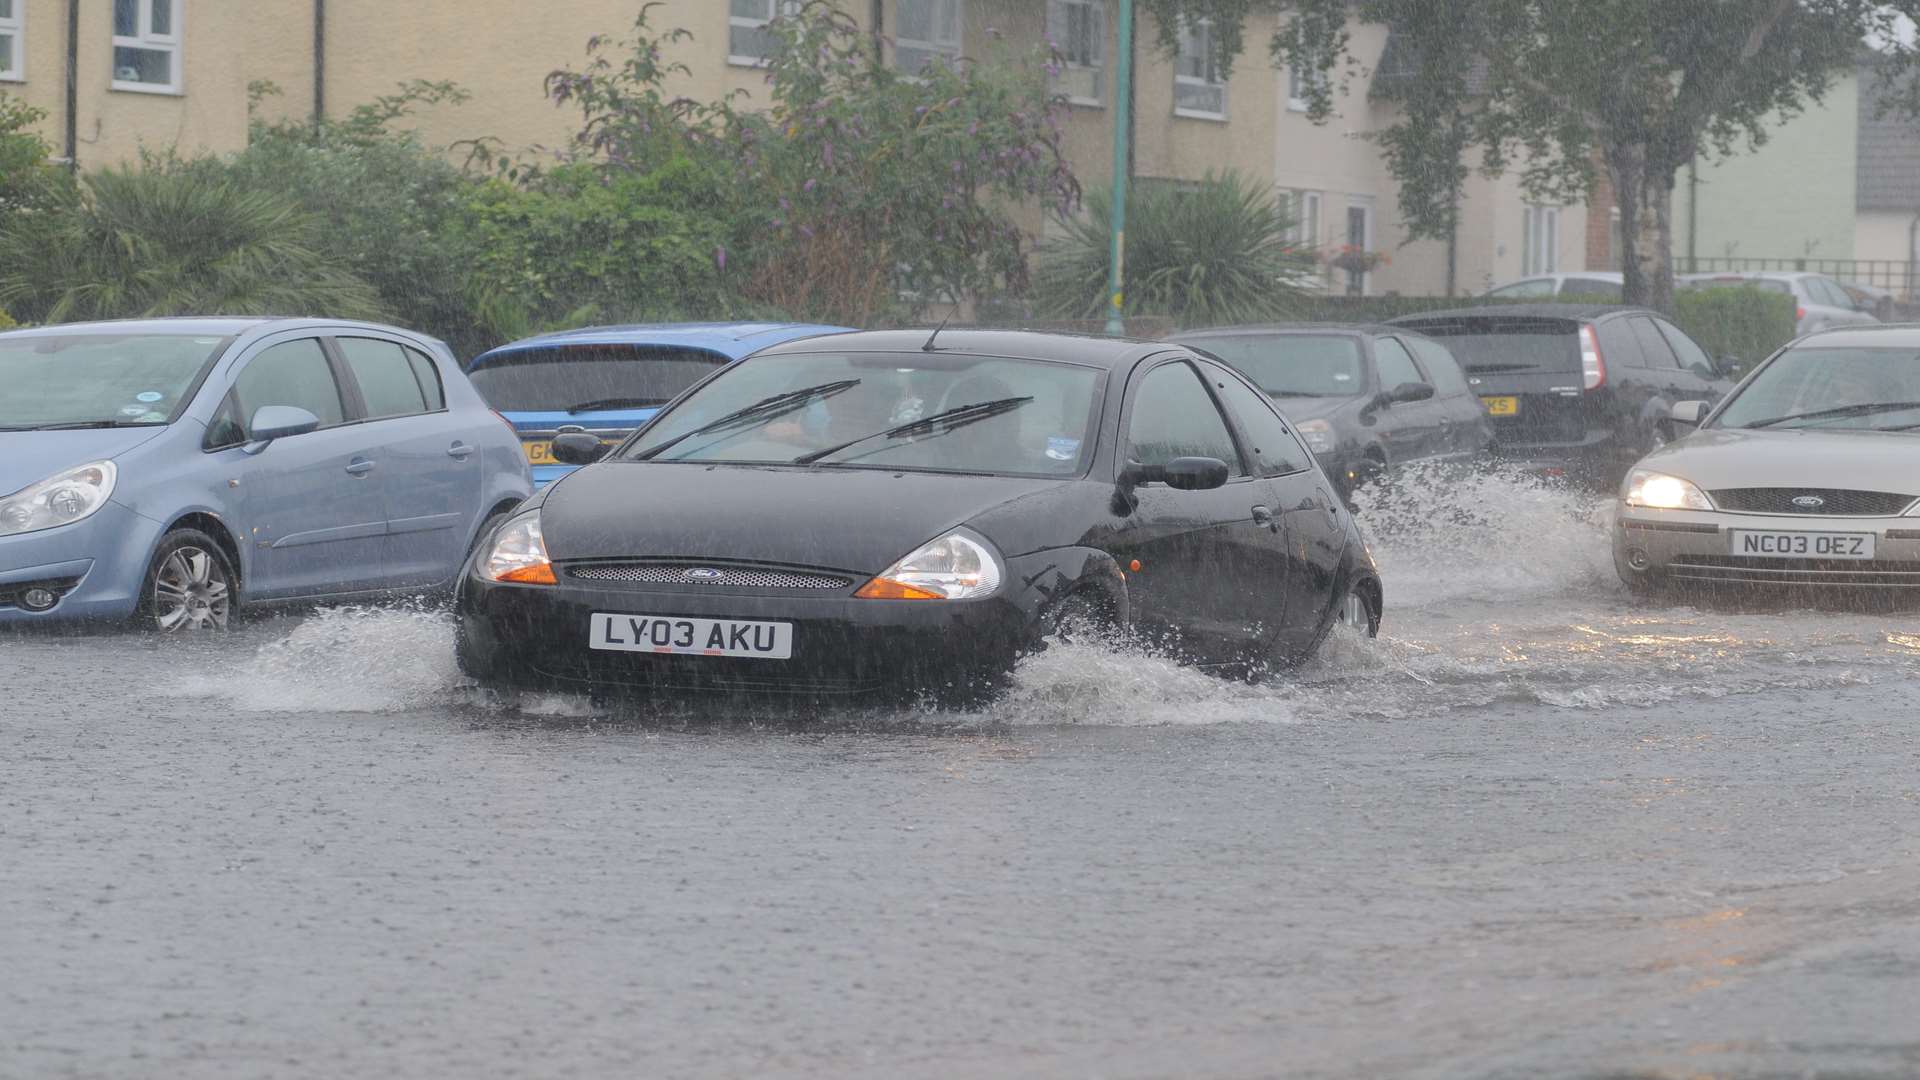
left=456, top=572, right=1044, bottom=696
left=0, top=501, right=163, bottom=625
left=1613, top=506, right=1920, bottom=589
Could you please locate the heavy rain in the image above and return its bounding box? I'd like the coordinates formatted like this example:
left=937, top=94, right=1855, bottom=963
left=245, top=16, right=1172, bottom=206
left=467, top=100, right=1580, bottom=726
left=3, top=2, right=1919, bottom=1078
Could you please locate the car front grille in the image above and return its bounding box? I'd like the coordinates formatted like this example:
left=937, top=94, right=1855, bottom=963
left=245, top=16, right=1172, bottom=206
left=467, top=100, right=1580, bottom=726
left=1669, top=555, right=1920, bottom=587
left=1709, top=487, right=1917, bottom=516
left=567, top=563, right=852, bottom=590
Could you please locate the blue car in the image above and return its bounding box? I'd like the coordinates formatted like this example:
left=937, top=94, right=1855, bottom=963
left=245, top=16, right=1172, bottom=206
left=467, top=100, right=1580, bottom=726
left=466, top=322, right=852, bottom=486
left=0, top=318, right=533, bottom=631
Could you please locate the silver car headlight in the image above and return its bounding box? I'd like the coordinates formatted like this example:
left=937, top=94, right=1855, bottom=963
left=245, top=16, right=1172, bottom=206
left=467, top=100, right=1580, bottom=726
left=0, top=461, right=118, bottom=538
left=855, top=530, right=1002, bottom=600
left=1624, top=468, right=1713, bottom=511
left=1295, top=419, right=1336, bottom=454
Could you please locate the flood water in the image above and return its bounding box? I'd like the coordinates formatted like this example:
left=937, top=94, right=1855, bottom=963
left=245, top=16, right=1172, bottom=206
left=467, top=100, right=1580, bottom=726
left=4, top=465, right=1918, bottom=1078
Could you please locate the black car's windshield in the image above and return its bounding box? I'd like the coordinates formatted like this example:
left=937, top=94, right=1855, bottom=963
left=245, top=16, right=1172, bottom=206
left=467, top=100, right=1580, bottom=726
left=626, top=351, right=1103, bottom=476
left=466, top=345, right=727, bottom=412
left=1713, top=347, right=1920, bottom=431
left=0, top=332, right=231, bottom=429
left=1398, top=317, right=1581, bottom=374
left=1180, top=335, right=1365, bottom=397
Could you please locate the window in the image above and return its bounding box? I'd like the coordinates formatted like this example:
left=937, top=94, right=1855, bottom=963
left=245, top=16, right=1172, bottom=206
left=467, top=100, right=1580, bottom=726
left=1656, top=319, right=1716, bottom=375
left=404, top=346, right=446, bottom=411
left=1521, top=205, right=1559, bottom=276
left=1806, top=277, right=1850, bottom=308
left=1046, top=0, right=1104, bottom=105
left=1628, top=317, right=1680, bottom=369
left=1488, top=278, right=1555, bottom=298
left=1287, top=65, right=1326, bottom=112
left=1562, top=277, right=1622, bottom=301
left=896, top=0, right=962, bottom=76
left=232, top=339, right=345, bottom=430
left=337, top=338, right=430, bottom=420
left=1372, top=336, right=1423, bottom=391
left=0, top=0, right=23, bottom=82
left=112, top=0, right=180, bottom=92
left=1406, top=337, right=1471, bottom=398
left=729, top=0, right=798, bottom=66
left=1200, top=362, right=1310, bottom=476
left=203, top=395, right=243, bottom=451
left=1173, top=18, right=1226, bottom=118
left=1127, top=362, right=1242, bottom=474
left=1344, top=197, right=1374, bottom=295
left=1282, top=189, right=1321, bottom=248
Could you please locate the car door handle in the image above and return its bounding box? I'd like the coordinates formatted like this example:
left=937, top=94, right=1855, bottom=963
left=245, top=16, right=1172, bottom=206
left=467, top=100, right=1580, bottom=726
left=1252, top=505, right=1278, bottom=531
left=344, top=459, right=375, bottom=477
left=447, top=442, right=474, bottom=459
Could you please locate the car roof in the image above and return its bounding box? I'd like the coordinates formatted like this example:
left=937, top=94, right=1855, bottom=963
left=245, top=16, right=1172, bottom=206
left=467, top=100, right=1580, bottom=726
left=1795, top=323, right=1920, bottom=347
left=1173, top=322, right=1408, bottom=337
left=752, top=327, right=1173, bottom=369
left=1389, top=302, right=1652, bottom=324
left=472, top=322, right=855, bottom=365
left=0, top=315, right=448, bottom=347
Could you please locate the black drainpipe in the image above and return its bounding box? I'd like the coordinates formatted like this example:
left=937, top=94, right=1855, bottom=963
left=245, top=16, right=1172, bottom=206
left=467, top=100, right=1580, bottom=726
left=869, top=0, right=884, bottom=64
left=64, top=0, right=79, bottom=171
left=312, top=0, right=326, bottom=127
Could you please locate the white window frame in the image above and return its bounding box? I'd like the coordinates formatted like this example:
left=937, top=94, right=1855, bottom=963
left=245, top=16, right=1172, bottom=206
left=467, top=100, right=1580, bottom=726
left=1283, top=189, right=1322, bottom=248
left=1046, top=0, right=1105, bottom=107
left=727, top=0, right=799, bottom=68
left=1173, top=17, right=1227, bottom=120
left=0, top=0, right=24, bottom=82
left=1522, top=205, right=1560, bottom=276
left=111, top=0, right=182, bottom=94
left=1287, top=66, right=1326, bottom=113
left=1344, top=195, right=1375, bottom=296
left=895, top=0, right=963, bottom=76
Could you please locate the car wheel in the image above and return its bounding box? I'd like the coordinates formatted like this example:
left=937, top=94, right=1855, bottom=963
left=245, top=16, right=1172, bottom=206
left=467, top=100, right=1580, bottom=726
left=1643, top=420, right=1671, bottom=454
left=137, top=529, right=235, bottom=632
left=1048, top=589, right=1120, bottom=645
left=1337, top=582, right=1380, bottom=638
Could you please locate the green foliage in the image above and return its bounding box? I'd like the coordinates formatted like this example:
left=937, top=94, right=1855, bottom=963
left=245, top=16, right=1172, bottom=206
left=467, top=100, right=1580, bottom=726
left=1673, top=285, right=1798, bottom=364
left=0, top=307, right=17, bottom=330
left=1033, top=172, right=1314, bottom=329
left=1, top=92, right=65, bottom=220
left=0, top=165, right=386, bottom=324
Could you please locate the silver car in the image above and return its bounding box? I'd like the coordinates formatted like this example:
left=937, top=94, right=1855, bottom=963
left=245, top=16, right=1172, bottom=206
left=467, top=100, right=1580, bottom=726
left=1613, top=325, right=1920, bottom=594
left=1678, top=271, right=1879, bottom=336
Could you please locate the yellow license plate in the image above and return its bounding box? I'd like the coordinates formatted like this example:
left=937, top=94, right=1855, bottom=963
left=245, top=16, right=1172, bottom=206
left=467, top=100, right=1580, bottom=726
left=523, top=439, right=554, bottom=463
left=1482, top=396, right=1519, bottom=416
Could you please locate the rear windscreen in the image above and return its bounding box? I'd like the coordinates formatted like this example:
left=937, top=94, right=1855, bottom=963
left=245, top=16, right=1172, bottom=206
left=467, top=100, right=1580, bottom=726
left=1397, top=319, right=1580, bottom=374
left=1179, top=334, right=1365, bottom=397
left=466, top=346, right=727, bottom=413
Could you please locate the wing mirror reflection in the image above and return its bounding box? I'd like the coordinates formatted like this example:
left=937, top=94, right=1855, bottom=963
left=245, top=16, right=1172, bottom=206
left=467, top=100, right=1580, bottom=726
left=242, top=405, right=321, bottom=454
left=1120, top=456, right=1230, bottom=491
left=550, top=431, right=610, bottom=465
left=1715, top=355, right=1745, bottom=379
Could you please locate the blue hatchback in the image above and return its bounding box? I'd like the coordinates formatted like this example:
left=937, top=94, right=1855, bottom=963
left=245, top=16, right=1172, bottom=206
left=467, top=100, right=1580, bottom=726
left=466, top=322, right=852, bottom=486
left=0, top=318, right=532, bottom=630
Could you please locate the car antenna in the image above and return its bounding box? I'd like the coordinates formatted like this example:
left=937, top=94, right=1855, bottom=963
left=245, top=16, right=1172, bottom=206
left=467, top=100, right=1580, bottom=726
left=921, top=314, right=952, bottom=353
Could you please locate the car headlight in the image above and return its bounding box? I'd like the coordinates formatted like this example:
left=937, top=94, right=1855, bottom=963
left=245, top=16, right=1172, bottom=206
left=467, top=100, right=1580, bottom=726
left=1295, top=419, right=1336, bottom=454
left=1624, top=469, right=1714, bottom=511
left=855, top=530, right=1002, bottom=600
left=481, top=511, right=556, bottom=584
left=0, top=461, right=118, bottom=538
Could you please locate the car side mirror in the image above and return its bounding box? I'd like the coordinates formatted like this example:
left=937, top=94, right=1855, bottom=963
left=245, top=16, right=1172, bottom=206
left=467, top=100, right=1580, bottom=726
left=243, top=405, right=321, bottom=453
left=1366, top=381, right=1434, bottom=412
left=550, top=431, right=608, bottom=465
left=1120, top=456, right=1230, bottom=491
left=1669, top=400, right=1709, bottom=427
left=1715, top=355, right=1745, bottom=380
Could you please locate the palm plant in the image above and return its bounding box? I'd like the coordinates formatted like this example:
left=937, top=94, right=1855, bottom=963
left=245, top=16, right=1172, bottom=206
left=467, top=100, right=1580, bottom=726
left=0, top=164, right=387, bottom=325
left=1032, top=170, right=1318, bottom=328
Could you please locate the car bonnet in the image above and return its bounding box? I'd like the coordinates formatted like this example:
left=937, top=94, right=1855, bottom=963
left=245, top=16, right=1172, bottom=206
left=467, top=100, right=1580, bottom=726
left=0, top=427, right=170, bottom=497
left=1637, top=427, right=1920, bottom=497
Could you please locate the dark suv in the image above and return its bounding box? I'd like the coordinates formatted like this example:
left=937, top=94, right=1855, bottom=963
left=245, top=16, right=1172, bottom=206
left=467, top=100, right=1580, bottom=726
left=1387, top=304, right=1739, bottom=485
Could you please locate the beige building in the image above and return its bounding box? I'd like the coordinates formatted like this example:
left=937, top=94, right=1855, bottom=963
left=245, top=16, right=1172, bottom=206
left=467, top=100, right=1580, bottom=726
left=2, top=0, right=1583, bottom=299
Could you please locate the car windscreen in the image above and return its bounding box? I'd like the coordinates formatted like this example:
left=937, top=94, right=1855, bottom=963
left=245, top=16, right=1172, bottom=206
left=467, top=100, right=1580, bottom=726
left=466, top=345, right=728, bottom=413
left=625, top=351, right=1104, bottom=477
left=1397, top=317, right=1581, bottom=374
left=0, top=332, right=231, bottom=430
left=1179, top=335, right=1365, bottom=397
left=1711, top=347, right=1920, bottom=431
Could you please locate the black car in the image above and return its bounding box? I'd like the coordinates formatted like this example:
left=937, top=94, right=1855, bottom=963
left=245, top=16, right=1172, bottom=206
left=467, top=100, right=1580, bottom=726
left=1173, top=324, right=1494, bottom=498
left=1388, top=304, right=1738, bottom=485
left=454, top=330, right=1383, bottom=700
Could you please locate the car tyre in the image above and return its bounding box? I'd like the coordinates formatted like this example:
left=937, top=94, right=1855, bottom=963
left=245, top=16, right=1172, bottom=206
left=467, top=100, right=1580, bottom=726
left=1337, top=581, right=1381, bottom=638
left=136, top=528, right=236, bottom=633
left=1048, top=589, right=1121, bottom=646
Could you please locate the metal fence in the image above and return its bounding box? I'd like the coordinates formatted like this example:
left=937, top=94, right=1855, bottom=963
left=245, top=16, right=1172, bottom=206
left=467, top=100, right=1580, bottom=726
left=1679, top=257, right=1917, bottom=297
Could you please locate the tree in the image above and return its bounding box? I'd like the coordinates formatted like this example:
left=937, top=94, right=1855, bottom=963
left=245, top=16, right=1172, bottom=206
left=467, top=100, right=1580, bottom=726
left=1146, top=0, right=1918, bottom=311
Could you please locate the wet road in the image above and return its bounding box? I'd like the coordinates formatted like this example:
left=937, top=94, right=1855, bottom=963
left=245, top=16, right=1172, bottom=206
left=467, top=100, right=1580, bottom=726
left=5, top=470, right=1919, bottom=1079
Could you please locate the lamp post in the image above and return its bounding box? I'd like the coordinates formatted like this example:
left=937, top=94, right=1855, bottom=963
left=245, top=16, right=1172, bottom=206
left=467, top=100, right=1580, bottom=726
left=1104, top=0, right=1134, bottom=337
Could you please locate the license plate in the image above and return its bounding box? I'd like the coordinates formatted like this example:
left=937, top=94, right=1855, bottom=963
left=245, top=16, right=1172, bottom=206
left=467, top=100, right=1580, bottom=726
left=588, top=613, right=793, bottom=659
left=523, top=439, right=553, bottom=464
left=1729, top=530, right=1875, bottom=560
left=1482, top=396, right=1519, bottom=416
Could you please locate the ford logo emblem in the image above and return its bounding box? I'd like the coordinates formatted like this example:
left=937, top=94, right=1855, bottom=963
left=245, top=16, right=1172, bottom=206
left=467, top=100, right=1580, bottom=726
left=1791, top=495, right=1826, bottom=510
left=685, top=568, right=724, bottom=580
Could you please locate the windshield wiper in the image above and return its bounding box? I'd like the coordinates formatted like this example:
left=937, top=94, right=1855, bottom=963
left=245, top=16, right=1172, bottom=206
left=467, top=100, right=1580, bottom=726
left=635, top=379, right=860, bottom=461
left=1740, top=401, right=1920, bottom=429
left=793, top=396, right=1034, bottom=466
left=0, top=420, right=161, bottom=431
left=564, top=396, right=672, bottom=414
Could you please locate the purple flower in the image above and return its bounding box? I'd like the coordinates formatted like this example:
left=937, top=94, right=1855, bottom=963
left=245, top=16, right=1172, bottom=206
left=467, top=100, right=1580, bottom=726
left=803, top=178, right=817, bottom=193
left=714, top=246, right=728, bottom=270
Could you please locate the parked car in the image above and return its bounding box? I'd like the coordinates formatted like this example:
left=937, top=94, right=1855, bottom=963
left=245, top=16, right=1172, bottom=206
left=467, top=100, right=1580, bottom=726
left=467, top=322, right=852, bottom=487
left=1678, top=271, right=1879, bottom=335
left=1172, top=323, right=1493, bottom=498
left=1613, top=324, right=1920, bottom=595
left=1838, top=280, right=1898, bottom=322
left=0, top=318, right=532, bottom=631
left=455, top=330, right=1382, bottom=700
left=1482, top=271, right=1624, bottom=301
left=1387, top=304, right=1738, bottom=486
